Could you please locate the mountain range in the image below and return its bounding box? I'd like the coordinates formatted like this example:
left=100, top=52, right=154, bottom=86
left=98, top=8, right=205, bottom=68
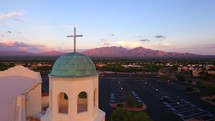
left=82, top=46, right=198, bottom=58
left=0, top=46, right=210, bottom=58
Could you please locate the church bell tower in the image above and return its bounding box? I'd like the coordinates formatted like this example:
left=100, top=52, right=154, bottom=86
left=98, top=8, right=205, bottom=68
left=48, top=27, right=105, bottom=121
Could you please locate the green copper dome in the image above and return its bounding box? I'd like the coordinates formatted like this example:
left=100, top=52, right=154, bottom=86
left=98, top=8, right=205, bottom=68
left=51, top=52, right=97, bottom=77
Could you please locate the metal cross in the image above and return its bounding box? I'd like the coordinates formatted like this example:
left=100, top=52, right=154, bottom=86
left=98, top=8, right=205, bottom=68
left=67, top=26, right=83, bottom=53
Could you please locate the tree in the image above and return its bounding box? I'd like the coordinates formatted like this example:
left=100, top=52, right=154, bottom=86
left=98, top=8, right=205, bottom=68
left=204, top=85, right=215, bottom=99
left=143, top=65, right=162, bottom=72
left=197, top=81, right=215, bottom=99
left=0, top=62, right=15, bottom=71
left=110, top=109, right=150, bottom=121
left=126, top=93, right=135, bottom=108
left=176, top=74, right=185, bottom=81
left=34, top=66, right=52, bottom=71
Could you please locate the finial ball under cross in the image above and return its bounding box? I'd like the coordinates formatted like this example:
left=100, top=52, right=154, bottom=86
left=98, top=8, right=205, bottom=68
left=67, top=26, right=83, bottom=53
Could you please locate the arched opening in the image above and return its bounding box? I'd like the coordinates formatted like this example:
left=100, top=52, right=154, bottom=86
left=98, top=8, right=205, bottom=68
left=94, top=88, right=97, bottom=107
left=58, top=92, right=68, bottom=114
left=77, top=91, right=88, bottom=113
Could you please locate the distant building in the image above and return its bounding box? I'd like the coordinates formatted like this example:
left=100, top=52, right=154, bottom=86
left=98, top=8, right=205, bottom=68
left=178, top=65, right=203, bottom=77
left=121, top=64, right=141, bottom=68
left=177, top=66, right=189, bottom=72
left=166, top=63, right=173, bottom=67
left=192, top=68, right=201, bottom=77
left=207, top=68, right=215, bottom=76
left=96, top=63, right=107, bottom=68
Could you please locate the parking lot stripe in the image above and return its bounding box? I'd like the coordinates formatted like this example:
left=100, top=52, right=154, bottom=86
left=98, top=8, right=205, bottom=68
left=195, top=113, right=210, bottom=118
left=183, top=112, right=207, bottom=119
left=160, top=95, right=213, bottom=121
left=177, top=107, right=199, bottom=113
left=177, top=108, right=199, bottom=114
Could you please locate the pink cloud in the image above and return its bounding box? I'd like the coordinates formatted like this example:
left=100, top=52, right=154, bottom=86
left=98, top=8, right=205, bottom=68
left=19, top=47, right=28, bottom=51
left=0, top=12, right=24, bottom=20
left=3, top=41, right=14, bottom=46
left=0, top=41, right=52, bottom=53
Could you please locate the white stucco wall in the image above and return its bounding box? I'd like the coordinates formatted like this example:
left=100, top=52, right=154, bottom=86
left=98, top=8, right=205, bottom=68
left=0, top=65, right=42, bottom=121
left=49, top=74, right=105, bottom=121
left=16, top=95, right=26, bottom=121
left=25, top=83, right=42, bottom=117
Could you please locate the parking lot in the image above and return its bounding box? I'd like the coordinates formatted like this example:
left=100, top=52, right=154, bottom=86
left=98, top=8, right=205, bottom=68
left=110, top=79, right=143, bottom=105
left=99, top=74, right=214, bottom=121
left=160, top=96, right=213, bottom=121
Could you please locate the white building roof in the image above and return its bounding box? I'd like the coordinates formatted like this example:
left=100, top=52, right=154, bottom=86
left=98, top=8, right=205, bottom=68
left=0, top=66, right=41, bottom=121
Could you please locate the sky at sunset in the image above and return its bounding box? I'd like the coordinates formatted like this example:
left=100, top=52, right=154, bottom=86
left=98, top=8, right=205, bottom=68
left=0, top=0, right=215, bottom=55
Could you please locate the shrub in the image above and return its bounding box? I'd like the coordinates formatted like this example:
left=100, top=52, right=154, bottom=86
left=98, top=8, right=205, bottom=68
left=126, top=93, right=136, bottom=108
left=116, top=103, right=123, bottom=108
left=110, top=108, right=151, bottom=121
left=136, top=103, right=143, bottom=108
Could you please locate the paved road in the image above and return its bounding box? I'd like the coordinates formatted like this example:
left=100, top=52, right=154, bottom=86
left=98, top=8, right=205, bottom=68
left=99, top=74, right=215, bottom=121
left=99, top=77, right=112, bottom=118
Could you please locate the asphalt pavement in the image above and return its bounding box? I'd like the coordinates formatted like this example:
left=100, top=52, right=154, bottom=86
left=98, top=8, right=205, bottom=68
left=98, top=74, right=214, bottom=121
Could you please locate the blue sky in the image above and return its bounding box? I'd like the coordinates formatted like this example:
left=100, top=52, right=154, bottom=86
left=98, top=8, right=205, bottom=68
left=0, top=0, right=215, bottom=55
